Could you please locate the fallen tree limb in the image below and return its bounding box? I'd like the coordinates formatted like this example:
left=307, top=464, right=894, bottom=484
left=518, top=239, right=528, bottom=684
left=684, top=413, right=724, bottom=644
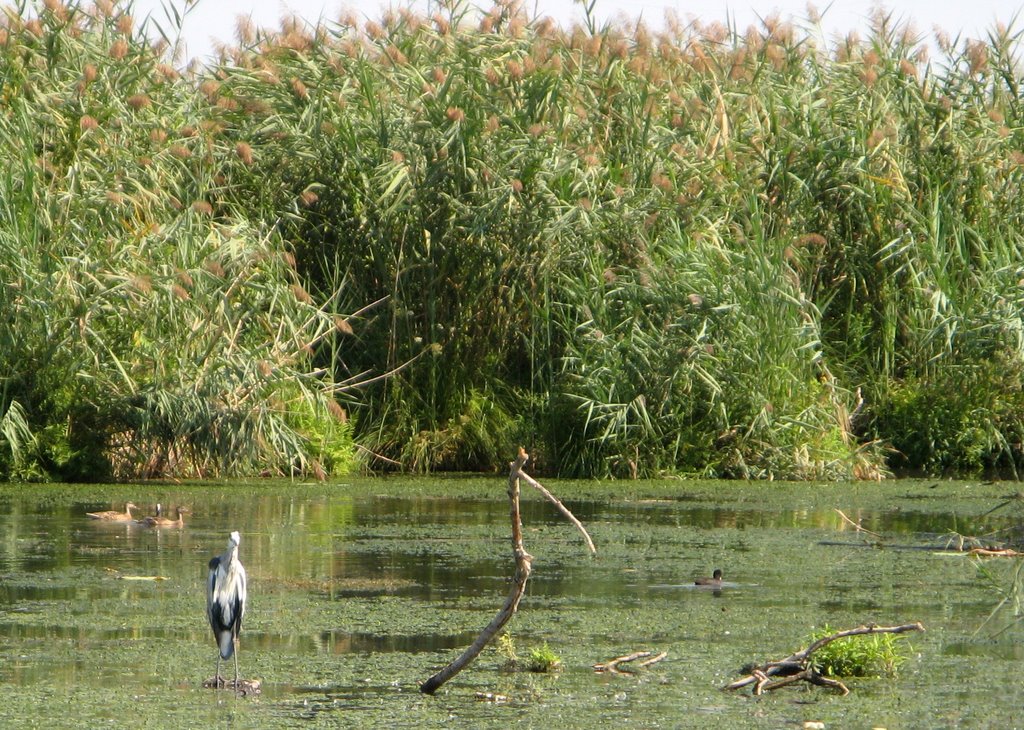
left=517, top=469, right=596, bottom=554
left=967, top=547, right=1021, bottom=557
left=420, top=448, right=593, bottom=694
left=723, top=622, right=925, bottom=695
left=594, top=651, right=668, bottom=674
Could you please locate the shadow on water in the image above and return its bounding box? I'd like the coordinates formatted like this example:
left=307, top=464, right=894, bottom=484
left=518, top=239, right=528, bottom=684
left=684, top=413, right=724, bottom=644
left=0, top=479, right=1021, bottom=727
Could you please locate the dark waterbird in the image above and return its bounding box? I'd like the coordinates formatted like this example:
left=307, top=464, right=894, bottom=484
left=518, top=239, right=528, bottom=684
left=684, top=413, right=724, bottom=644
left=86, top=502, right=137, bottom=521
left=134, top=503, right=161, bottom=525
left=695, top=569, right=723, bottom=586
left=206, top=531, right=247, bottom=689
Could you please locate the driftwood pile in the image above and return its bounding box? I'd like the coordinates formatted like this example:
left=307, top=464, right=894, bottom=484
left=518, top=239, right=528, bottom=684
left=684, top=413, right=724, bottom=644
left=723, top=622, right=925, bottom=695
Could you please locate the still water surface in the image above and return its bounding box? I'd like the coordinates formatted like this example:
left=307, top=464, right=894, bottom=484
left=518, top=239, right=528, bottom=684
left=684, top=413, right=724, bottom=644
left=0, top=477, right=1020, bottom=727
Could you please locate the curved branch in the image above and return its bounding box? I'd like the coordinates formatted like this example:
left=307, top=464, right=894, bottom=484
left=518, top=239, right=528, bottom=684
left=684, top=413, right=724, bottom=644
left=419, top=448, right=596, bottom=694
left=420, top=450, right=532, bottom=694
left=515, top=465, right=596, bottom=554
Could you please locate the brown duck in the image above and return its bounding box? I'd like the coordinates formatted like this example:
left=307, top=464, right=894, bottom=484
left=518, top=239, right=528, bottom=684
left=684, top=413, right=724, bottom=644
left=86, top=502, right=137, bottom=521
left=144, top=506, right=188, bottom=528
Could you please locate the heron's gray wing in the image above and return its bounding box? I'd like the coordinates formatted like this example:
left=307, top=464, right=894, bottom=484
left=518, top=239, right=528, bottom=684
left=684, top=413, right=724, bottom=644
left=206, top=556, right=221, bottom=621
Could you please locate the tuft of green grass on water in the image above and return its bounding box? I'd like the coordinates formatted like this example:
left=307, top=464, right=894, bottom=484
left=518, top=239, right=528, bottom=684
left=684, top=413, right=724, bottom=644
left=807, top=625, right=910, bottom=678
left=526, top=643, right=562, bottom=673
left=495, top=633, right=561, bottom=673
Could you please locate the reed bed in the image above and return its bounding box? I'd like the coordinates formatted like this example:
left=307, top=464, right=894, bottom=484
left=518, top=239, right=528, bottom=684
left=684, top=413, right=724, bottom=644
left=0, top=0, right=352, bottom=479
left=2, top=0, right=1023, bottom=479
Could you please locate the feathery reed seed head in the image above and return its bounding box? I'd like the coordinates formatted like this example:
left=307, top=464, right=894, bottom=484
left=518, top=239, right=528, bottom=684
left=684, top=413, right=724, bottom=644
left=200, top=80, right=220, bottom=99
left=334, top=316, right=353, bottom=335
left=236, top=16, right=255, bottom=45
left=327, top=400, right=347, bottom=422
left=235, top=142, right=253, bottom=165
left=967, top=41, right=988, bottom=74
left=109, top=38, right=128, bottom=60
left=291, top=284, right=312, bottom=303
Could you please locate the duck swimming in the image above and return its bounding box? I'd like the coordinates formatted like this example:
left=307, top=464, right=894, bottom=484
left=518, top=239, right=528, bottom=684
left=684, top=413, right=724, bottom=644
left=695, top=568, right=723, bottom=586
left=144, top=505, right=188, bottom=527
left=86, top=502, right=137, bottom=521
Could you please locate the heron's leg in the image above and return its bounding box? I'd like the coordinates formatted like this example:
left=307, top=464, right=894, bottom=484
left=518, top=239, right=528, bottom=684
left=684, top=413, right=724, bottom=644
left=215, top=655, right=222, bottom=687
left=233, top=646, right=240, bottom=689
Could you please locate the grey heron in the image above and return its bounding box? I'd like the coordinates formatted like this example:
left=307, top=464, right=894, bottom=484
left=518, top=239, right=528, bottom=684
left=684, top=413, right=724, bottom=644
left=86, top=502, right=137, bottom=521
left=206, top=530, right=247, bottom=689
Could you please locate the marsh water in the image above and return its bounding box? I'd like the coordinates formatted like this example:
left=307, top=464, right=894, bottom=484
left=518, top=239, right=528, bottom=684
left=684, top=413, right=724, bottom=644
left=0, top=477, right=1021, bottom=728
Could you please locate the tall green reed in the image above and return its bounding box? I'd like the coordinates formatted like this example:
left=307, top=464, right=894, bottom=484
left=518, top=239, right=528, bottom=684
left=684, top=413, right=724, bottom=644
left=0, top=0, right=352, bottom=479
left=6, top=0, right=1024, bottom=479
left=199, top=1, right=1024, bottom=477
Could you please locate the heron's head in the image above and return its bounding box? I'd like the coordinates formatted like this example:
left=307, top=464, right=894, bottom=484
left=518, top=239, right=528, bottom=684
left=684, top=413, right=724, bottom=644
left=229, top=531, right=241, bottom=548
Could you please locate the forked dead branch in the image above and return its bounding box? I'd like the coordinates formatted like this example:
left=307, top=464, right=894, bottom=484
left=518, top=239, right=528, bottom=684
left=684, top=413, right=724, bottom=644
left=420, top=448, right=594, bottom=694
left=723, top=622, right=925, bottom=696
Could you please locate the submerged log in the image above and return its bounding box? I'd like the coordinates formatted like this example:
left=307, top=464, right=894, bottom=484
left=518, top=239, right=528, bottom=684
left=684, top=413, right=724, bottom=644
left=723, top=622, right=925, bottom=696
left=420, top=448, right=593, bottom=694
left=594, top=651, right=668, bottom=674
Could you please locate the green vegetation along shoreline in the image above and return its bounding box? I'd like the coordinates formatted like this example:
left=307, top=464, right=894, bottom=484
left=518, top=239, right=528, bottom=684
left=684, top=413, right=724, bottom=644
left=2, top=0, right=1024, bottom=481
